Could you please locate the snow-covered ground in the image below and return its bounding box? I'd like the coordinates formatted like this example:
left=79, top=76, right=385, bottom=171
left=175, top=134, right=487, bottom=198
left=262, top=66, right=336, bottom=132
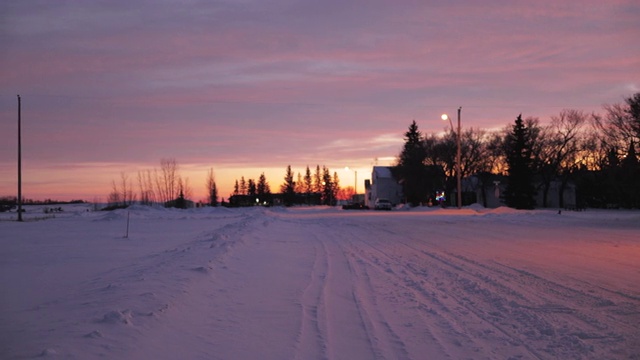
left=1, top=204, right=639, bottom=359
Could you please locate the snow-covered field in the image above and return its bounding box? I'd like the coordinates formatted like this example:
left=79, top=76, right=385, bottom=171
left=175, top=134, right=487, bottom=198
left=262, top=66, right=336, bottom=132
left=1, top=204, right=639, bottom=360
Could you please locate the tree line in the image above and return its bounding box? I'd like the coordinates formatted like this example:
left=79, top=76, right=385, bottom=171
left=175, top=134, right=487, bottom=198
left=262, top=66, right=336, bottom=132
left=107, top=160, right=347, bottom=209
left=395, top=93, right=640, bottom=209
left=229, top=165, right=343, bottom=207
left=107, top=158, right=218, bottom=209
left=104, top=93, right=638, bottom=210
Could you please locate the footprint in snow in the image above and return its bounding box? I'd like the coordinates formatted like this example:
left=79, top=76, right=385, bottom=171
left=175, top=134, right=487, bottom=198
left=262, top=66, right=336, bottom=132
left=99, top=310, right=133, bottom=325
left=83, top=330, right=103, bottom=338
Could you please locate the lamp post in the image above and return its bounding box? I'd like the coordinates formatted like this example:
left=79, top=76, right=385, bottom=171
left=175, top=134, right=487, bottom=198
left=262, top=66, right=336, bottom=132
left=441, top=107, right=462, bottom=209
left=344, top=167, right=357, bottom=195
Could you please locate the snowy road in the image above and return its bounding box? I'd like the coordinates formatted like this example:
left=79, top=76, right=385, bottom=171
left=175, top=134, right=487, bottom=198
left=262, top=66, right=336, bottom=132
left=1, top=206, right=639, bottom=359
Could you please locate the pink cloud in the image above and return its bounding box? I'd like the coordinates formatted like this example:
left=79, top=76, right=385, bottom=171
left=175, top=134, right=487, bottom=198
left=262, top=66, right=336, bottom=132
left=1, top=0, right=638, bottom=200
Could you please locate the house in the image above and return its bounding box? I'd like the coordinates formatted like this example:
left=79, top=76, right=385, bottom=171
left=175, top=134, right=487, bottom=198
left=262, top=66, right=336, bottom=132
left=467, top=173, right=577, bottom=209
left=364, top=166, right=403, bottom=208
left=534, top=179, right=578, bottom=209
left=464, top=174, right=507, bottom=208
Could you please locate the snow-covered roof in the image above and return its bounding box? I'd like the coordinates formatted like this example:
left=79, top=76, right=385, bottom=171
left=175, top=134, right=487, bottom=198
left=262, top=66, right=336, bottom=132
left=373, top=166, right=394, bottom=178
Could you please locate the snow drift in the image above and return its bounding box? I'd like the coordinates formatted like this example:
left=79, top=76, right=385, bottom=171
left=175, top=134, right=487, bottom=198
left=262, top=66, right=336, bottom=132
left=1, top=205, right=638, bottom=359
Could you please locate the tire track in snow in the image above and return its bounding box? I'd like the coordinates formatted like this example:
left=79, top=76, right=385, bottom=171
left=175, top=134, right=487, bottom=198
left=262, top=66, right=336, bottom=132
left=294, top=233, right=329, bottom=360
left=343, top=251, right=412, bottom=359
left=290, top=216, right=408, bottom=360
left=338, top=221, right=446, bottom=359
left=352, top=217, right=638, bottom=359
left=315, top=225, right=377, bottom=360
left=334, top=220, right=514, bottom=359
left=413, top=245, right=638, bottom=359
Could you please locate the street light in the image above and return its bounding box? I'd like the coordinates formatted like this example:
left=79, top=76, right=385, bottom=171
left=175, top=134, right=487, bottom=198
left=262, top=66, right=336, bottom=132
left=344, top=167, right=358, bottom=195
left=441, top=107, right=462, bottom=209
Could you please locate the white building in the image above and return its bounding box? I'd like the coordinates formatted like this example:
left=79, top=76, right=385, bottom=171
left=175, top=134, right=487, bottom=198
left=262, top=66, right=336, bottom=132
left=364, top=166, right=403, bottom=208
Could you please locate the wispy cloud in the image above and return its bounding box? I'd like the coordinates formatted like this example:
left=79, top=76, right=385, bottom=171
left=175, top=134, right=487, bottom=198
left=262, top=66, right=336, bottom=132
left=1, top=0, right=638, bottom=199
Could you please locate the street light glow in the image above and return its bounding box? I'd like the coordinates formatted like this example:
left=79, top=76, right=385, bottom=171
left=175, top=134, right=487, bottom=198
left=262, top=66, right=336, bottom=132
left=439, top=108, right=462, bottom=209
left=344, top=166, right=358, bottom=194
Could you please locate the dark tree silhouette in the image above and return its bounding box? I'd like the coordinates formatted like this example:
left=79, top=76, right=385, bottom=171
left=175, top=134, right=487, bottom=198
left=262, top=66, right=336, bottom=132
left=394, top=121, right=428, bottom=206
left=280, top=165, right=296, bottom=206
left=313, top=165, right=322, bottom=194
left=626, top=92, right=640, bottom=139
left=321, top=166, right=335, bottom=205
left=619, top=141, right=640, bottom=208
left=247, top=179, right=256, bottom=197
left=206, top=168, right=218, bottom=206
left=239, top=176, right=247, bottom=195
left=504, top=115, right=536, bottom=209
left=257, top=172, right=271, bottom=205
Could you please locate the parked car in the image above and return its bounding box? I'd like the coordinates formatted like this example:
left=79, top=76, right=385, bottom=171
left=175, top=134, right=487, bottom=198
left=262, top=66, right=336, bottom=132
left=342, top=203, right=369, bottom=210
left=374, top=198, right=393, bottom=210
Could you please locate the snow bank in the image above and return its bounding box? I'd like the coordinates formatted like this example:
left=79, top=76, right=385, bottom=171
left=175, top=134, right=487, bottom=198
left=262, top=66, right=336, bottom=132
left=1, top=206, right=638, bottom=359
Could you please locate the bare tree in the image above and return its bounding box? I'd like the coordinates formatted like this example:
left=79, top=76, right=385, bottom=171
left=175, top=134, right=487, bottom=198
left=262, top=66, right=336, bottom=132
left=177, top=176, right=193, bottom=201
left=577, top=116, right=609, bottom=171
left=485, top=129, right=509, bottom=175
left=137, top=170, right=155, bottom=205
left=107, top=172, right=135, bottom=207
left=595, top=94, right=640, bottom=158
left=535, top=110, right=587, bottom=207
left=108, top=180, right=121, bottom=206
left=422, top=128, right=492, bottom=202
left=460, top=128, right=493, bottom=179
left=155, top=158, right=179, bottom=204
left=120, top=172, right=136, bottom=205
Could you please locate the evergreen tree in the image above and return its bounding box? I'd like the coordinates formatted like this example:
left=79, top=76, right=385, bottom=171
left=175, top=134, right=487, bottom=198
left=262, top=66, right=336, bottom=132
left=281, top=165, right=296, bottom=206
left=505, top=115, right=536, bottom=209
left=257, top=172, right=271, bottom=205
left=321, top=166, right=334, bottom=205
left=206, top=168, right=218, bottom=206
left=304, top=166, right=312, bottom=194
left=174, top=189, right=187, bottom=209
left=239, top=176, right=247, bottom=195
left=394, top=121, right=428, bottom=206
left=247, top=179, right=256, bottom=197
left=332, top=171, right=340, bottom=203
left=303, top=166, right=313, bottom=204
left=313, top=165, right=322, bottom=193
left=622, top=140, right=638, bottom=167
left=620, top=141, right=640, bottom=208
left=233, top=179, right=239, bottom=196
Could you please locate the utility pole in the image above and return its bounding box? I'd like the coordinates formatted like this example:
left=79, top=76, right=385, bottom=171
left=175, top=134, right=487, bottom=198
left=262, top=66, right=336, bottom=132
left=17, top=95, right=23, bottom=222
left=456, top=107, right=462, bottom=209
left=441, top=107, right=463, bottom=209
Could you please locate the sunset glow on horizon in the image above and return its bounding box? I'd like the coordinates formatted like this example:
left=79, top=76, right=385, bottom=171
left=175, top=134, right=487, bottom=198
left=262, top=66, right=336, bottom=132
left=1, top=1, right=638, bottom=201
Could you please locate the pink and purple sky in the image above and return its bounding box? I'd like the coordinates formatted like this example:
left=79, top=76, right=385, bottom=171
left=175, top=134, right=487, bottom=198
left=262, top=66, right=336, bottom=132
left=1, top=1, right=639, bottom=201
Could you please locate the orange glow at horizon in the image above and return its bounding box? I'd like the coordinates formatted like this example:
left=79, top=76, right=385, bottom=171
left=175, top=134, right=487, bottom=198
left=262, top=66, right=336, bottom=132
left=2, top=163, right=378, bottom=203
